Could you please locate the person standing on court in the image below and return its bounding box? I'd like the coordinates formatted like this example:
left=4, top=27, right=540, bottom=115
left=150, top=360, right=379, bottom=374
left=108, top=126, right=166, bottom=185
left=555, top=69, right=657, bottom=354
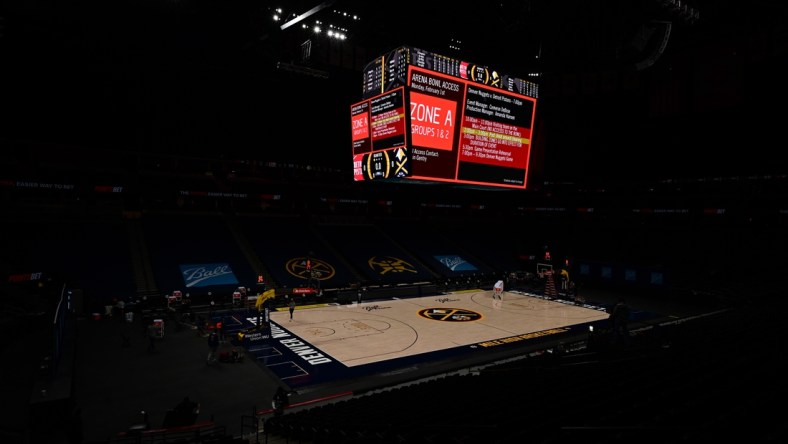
left=288, top=298, right=296, bottom=322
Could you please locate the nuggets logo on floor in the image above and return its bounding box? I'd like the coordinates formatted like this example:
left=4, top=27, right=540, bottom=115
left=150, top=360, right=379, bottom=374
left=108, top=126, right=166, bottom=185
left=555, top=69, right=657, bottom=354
left=418, top=308, right=482, bottom=322
left=286, top=257, right=335, bottom=280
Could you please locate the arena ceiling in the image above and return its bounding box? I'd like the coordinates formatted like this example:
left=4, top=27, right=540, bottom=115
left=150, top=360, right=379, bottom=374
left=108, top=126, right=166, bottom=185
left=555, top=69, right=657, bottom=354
left=2, top=1, right=786, bottom=184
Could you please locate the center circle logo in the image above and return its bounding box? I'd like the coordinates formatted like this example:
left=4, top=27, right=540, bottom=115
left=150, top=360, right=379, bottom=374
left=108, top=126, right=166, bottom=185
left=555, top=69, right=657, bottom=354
left=417, top=308, right=482, bottom=322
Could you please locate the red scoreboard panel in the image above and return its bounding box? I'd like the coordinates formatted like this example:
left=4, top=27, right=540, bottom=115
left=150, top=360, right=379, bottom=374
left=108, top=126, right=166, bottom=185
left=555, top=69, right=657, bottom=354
left=352, top=87, right=409, bottom=181
left=351, top=46, right=537, bottom=189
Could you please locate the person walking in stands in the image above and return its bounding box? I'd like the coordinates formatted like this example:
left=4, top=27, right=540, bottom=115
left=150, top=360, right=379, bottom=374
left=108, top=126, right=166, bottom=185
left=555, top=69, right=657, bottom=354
left=272, top=386, right=289, bottom=416
left=207, top=330, right=219, bottom=363
left=609, top=297, right=631, bottom=345
left=68, top=407, right=83, bottom=444
left=147, top=322, right=158, bottom=352
left=289, top=298, right=296, bottom=322
left=217, top=318, right=224, bottom=342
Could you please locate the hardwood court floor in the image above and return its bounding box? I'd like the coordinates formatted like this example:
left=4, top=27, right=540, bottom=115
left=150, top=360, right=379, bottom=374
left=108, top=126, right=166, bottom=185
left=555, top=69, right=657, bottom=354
left=265, top=290, right=611, bottom=369
left=258, top=290, right=608, bottom=387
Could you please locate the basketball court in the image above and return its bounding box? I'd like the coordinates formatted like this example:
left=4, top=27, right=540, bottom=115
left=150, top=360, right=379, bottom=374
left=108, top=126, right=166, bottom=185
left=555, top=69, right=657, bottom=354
left=60, top=285, right=715, bottom=442
left=235, top=289, right=649, bottom=390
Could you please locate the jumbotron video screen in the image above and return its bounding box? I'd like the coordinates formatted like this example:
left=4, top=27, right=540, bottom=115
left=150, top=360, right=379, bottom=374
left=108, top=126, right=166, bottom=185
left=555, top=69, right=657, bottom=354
left=351, top=46, right=538, bottom=189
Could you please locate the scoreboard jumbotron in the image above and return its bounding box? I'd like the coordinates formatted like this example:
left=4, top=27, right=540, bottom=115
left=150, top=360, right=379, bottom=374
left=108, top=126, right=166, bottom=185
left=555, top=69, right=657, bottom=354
left=351, top=46, right=538, bottom=189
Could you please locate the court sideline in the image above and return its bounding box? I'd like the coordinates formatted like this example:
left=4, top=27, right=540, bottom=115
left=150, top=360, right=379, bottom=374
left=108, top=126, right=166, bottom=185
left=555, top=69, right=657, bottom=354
left=13, top=286, right=716, bottom=443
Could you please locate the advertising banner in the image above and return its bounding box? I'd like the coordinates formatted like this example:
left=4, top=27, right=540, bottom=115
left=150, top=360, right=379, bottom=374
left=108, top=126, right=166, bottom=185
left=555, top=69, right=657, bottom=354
left=180, top=263, right=239, bottom=288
